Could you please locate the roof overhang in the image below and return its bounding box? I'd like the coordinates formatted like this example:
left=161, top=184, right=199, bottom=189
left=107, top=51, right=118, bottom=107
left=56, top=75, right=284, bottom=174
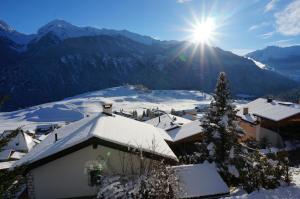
left=24, top=136, right=178, bottom=174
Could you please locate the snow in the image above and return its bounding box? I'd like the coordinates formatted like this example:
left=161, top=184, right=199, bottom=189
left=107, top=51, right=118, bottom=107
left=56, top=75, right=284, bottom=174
left=3, top=132, right=35, bottom=152
left=0, top=20, right=34, bottom=45
left=167, top=120, right=203, bottom=142
left=237, top=98, right=300, bottom=123
left=225, top=167, right=300, bottom=199
left=10, top=151, right=26, bottom=160
left=207, top=143, right=216, bottom=156
left=228, top=165, right=240, bottom=178
left=246, top=57, right=267, bottom=69
left=0, top=86, right=211, bottom=136
left=171, top=162, right=229, bottom=198
left=15, top=113, right=177, bottom=167
left=0, top=161, right=17, bottom=170
left=145, top=114, right=192, bottom=131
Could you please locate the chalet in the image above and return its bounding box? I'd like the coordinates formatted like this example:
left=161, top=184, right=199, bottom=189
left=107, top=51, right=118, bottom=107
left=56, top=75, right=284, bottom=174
left=237, top=98, right=300, bottom=148
left=146, top=114, right=203, bottom=154
left=1, top=129, right=36, bottom=152
left=171, top=163, right=229, bottom=198
left=145, top=113, right=192, bottom=131
left=15, top=104, right=177, bottom=199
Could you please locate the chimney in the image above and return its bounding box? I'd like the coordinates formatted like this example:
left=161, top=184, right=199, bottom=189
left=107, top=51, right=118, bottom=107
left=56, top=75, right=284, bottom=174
left=243, top=107, right=249, bottom=115
left=267, top=98, right=273, bottom=103
left=54, top=133, right=58, bottom=142
left=102, top=103, right=113, bottom=115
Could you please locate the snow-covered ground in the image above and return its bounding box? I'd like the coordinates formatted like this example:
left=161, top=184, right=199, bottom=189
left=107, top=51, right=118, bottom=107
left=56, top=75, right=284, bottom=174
left=225, top=167, right=300, bottom=199
left=0, top=85, right=212, bottom=133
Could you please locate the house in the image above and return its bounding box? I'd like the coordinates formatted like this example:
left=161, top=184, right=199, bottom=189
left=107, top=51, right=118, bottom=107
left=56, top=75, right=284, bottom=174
left=171, top=162, right=229, bottom=198
left=15, top=104, right=177, bottom=199
left=237, top=98, right=300, bottom=148
left=165, top=121, right=204, bottom=155
left=145, top=113, right=192, bottom=131
left=1, top=129, right=36, bottom=152
left=146, top=114, right=204, bottom=154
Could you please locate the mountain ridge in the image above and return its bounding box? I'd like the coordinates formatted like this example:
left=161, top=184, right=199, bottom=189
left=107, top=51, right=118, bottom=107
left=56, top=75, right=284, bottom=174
left=0, top=20, right=298, bottom=111
left=247, top=46, right=300, bottom=81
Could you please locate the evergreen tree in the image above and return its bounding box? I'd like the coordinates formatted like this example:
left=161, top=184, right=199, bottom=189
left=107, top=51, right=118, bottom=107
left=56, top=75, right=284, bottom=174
left=200, top=72, right=243, bottom=171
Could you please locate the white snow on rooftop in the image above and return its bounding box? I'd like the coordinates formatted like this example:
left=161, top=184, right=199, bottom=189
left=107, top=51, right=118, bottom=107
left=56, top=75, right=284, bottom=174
left=172, top=162, right=229, bottom=198
left=237, top=98, right=300, bottom=123
left=10, top=151, right=26, bottom=160
left=145, top=114, right=192, bottom=131
left=0, top=161, right=17, bottom=170
left=15, top=113, right=177, bottom=167
left=167, top=120, right=203, bottom=142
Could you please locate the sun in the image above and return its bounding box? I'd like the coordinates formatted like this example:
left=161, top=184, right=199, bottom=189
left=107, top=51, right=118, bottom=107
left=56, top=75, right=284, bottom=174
left=191, top=18, right=216, bottom=43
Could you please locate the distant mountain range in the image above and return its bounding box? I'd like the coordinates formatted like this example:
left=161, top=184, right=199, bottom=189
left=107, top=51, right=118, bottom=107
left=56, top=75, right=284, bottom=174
left=0, top=19, right=298, bottom=111
left=246, top=46, right=300, bottom=81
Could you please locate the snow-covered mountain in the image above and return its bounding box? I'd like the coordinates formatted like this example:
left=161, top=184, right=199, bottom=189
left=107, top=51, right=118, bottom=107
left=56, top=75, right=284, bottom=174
left=0, top=20, right=298, bottom=111
left=0, top=19, right=161, bottom=46
left=247, top=46, right=300, bottom=81
left=0, top=20, right=34, bottom=45
left=36, top=19, right=159, bottom=45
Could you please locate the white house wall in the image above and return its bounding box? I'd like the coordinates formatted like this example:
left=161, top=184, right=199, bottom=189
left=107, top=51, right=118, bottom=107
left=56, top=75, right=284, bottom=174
left=256, top=126, right=284, bottom=148
left=30, top=144, right=153, bottom=199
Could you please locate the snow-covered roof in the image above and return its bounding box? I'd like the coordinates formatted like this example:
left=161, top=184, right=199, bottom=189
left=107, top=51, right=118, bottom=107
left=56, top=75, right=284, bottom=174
left=15, top=114, right=177, bottom=167
left=237, top=98, right=300, bottom=123
left=3, top=131, right=36, bottom=152
left=10, top=151, right=26, bottom=160
left=145, top=114, right=192, bottom=131
left=0, top=149, right=13, bottom=161
left=0, top=161, right=17, bottom=170
left=167, top=120, right=203, bottom=142
left=171, top=163, right=229, bottom=198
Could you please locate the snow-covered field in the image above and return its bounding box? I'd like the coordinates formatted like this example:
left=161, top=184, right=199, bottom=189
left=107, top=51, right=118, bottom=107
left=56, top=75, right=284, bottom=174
left=225, top=167, right=300, bottom=199
left=0, top=85, right=212, bottom=133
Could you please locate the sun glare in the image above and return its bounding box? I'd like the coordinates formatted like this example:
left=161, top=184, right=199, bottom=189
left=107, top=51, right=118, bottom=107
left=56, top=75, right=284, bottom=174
left=191, top=18, right=216, bottom=43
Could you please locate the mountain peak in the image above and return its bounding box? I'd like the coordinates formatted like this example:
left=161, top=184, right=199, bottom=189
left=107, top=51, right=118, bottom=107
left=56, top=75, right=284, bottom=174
left=38, top=19, right=75, bottom=35
left=0, top=20, right=13, bottom=32
left=35, top=19, right=159, bottom=45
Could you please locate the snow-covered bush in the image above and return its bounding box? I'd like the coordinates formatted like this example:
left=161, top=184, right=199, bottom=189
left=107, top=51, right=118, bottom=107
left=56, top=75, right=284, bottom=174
left=97, top=160, right=179, bottom=199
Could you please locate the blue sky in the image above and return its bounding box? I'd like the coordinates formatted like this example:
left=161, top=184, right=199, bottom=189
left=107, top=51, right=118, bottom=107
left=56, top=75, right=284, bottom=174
left=1, top=0, right=300, bottom=55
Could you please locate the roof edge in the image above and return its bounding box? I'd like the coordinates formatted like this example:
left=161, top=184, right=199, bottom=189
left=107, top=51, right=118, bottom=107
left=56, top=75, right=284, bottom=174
left=25, top=136, right=178, bottom=173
